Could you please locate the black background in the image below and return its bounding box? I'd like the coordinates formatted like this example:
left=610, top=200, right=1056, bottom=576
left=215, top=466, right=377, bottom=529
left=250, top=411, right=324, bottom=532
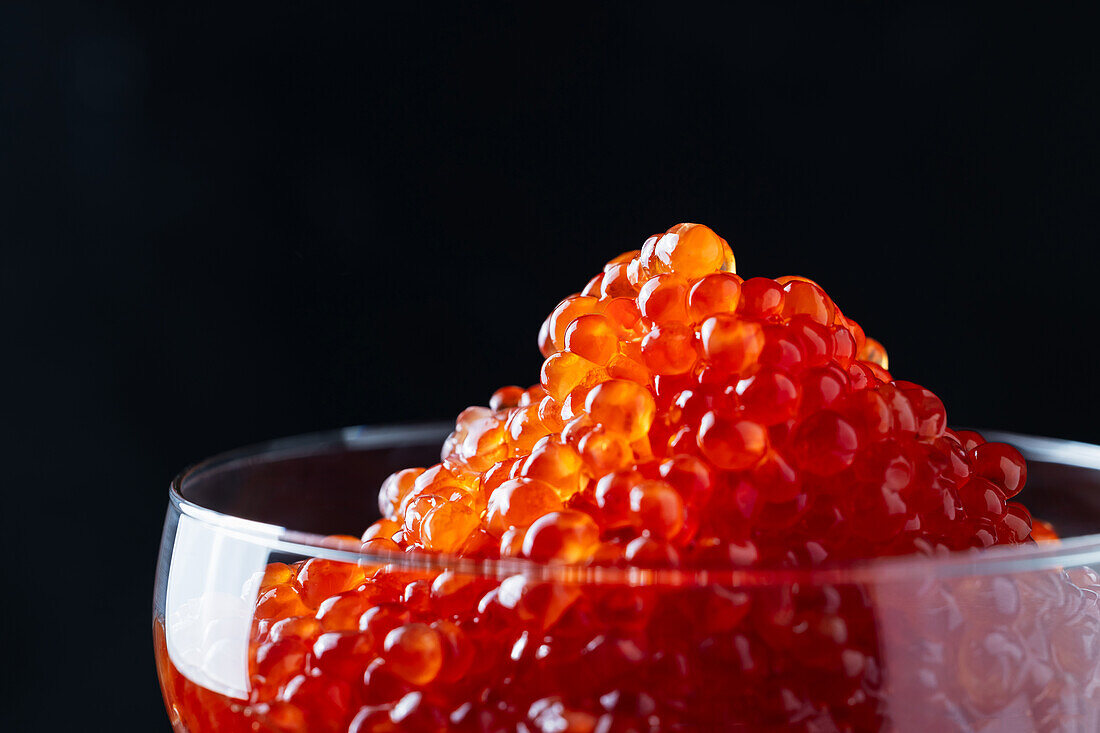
left=3, top=3, right=1099, bottom=730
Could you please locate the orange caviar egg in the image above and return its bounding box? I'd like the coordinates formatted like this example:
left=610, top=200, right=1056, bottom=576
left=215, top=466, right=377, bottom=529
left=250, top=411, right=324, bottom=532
left=594, top=469, right=642, bottom=528
left=696, top=411, right=768, bottom=470
left=789, top=410, right=860, bottom=476
left=564, top=313, right=619, bottom=366
left=315, top=593, right=376, bottom=633
left=255, top=584, right=310, bottom=621
left=259, top=562, right=296, bottom=594
left=520, top=384, right=547, bottom=406
left=540, top=351, right=603, bottom=402
left=700, top=315, right=765, bottom=374
left=1031, top=519, right=1059, bottom=542
left=638, top=233, right=670, bottom=279
left=296, top=559, right=364, bottom=609
left=738, top=277, right=785, bottom=318
left=383, top=623, right=443, bottom=686
left=739, top=367, right=801, bottom=425
left=518, top=438, right=587, bottom=499
left=601, top=261, right=639, bottom=299
left=577, top=427, right=634, bottom=474
left=485, top=478, right=564, bottom=535
left=585, top=379, right=656, bottom=441
left=537, top=395, right=566, bottom=433
left=640, top=322, right=698, bottom=375
left=538, top=315, right=554, bottom=357
left=607, top=353, right=651, bottom=384
left=629, top=479, right=685, bottom=539
left=781, top=279, right=836, bottom=325
left=419, top=502, right=480, bottom=553
left=498, top=526, right=527, bottom=557
left=505, top=403, right=552, bottom=452
left=547, top=295, right=599, bottom=351
left=653, top=223, right=734, bottom=278
left=859, top=336, right=889, bottom=369
left=402, top=494, right=447, bottom=543
left=687, top=272, right=743, bottom=323
left=637, top=275, right=690, bottom=324
left=377, top=468, right=426, bottom=520
left=361, top=518, right=401, bottom=542
left=605, top=249, right=640, bottom=270
left=521, top=510, right=601, bottom=562
left=602, top=297, right=643, bottom=335
left=270, top=615, right=324, bottom=643
left=455, top=414, right=507, bottom=471
left=490, top=385, right=525, bottom=411
left=486, top=473, right=563, bottom=530
left=559, top=385, right=591, bottom=422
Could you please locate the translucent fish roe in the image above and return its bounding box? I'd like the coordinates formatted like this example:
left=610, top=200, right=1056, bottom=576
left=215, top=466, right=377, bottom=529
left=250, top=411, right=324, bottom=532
left=157, top=224, right=1100, bottom=732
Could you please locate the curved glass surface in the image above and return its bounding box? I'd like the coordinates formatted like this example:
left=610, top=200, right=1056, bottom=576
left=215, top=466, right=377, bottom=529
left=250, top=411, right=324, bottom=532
left=154, top=425, right=1100, bottom=731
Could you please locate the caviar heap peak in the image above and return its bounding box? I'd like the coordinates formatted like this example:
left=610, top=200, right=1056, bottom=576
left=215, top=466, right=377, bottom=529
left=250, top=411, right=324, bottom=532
left=368, top=222, right=1033, bottom=566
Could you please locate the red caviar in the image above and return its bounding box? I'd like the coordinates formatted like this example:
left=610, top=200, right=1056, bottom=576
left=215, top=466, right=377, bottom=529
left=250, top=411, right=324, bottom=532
left=158, top=223, right=1099, bottom=732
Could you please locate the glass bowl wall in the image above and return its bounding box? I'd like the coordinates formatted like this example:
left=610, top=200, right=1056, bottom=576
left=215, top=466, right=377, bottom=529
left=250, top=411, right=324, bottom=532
left=154, top=425, right=1100, bottom=732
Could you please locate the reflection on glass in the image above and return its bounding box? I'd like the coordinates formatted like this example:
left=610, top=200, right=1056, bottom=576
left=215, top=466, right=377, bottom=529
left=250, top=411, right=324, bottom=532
left=154, top=426, right=1100, bottom=731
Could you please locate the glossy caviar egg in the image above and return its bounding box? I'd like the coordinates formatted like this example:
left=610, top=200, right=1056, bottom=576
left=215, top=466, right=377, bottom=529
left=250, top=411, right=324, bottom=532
left=640, top=322, right=698, bottom=375
left=518, top=438, right=587, bottom=499
left=970, top=442, right=1028, bottom=497
left=629, top=479, right=685, bottom=539
left=521, top=510, right=601, bottom=562
left=485, top=477, right=563, bottom=535
left=419, top=502, right=480, bottom=553
left=601, top=261, right=639, bottom=299
left=490, top=385, right=525, bottom=411
left=505, top=403, right=551, bottom=453
left=577, top=427, right=633, bottom=474
left=700, top=315, right=766, bottom=375
left=540, top=351, right=604, bottom=402
left=547, top=295, right=599, bottom=352
left=585, top=379, right=657, bottom=442
left=653, top=223, right=734, bottom=278
left=564, top=313, right=619, bottom=366
left=738, top=277, right=785, bottom=318
left=859, top=336, right=889, bottom=369
left=687, top=272, right=743, bottom=323
left=696, top=411, right=769, bottom=470
left=780, top=279, right=836, bottom=325
left=789, top=410, right=860, bottom=476
left=383, top=623, right=444, bottom=685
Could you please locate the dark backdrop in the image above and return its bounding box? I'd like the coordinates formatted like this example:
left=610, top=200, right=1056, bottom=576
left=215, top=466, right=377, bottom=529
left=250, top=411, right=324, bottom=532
left=2, top=3, right=1099, bottom=730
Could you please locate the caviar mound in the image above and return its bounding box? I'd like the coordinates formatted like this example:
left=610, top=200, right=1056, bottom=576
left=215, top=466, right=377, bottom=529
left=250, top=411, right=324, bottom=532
left=379, top=222, right=1034, bottom=566
left=158, top=223, right=1100, bottom=732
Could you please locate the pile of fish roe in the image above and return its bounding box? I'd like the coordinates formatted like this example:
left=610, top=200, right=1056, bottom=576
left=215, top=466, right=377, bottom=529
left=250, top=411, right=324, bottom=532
left=157, top=224, right=1100, bottom=732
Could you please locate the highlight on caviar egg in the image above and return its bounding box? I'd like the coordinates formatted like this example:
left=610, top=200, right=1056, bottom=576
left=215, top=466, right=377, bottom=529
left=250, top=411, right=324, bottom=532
left=156, top=223, right=1100, bottom=732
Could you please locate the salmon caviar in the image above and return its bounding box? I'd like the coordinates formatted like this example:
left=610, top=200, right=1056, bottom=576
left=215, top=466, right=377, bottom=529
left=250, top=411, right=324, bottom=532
left=699, top=315, right=765, bottom=374
left=687, top=272, right=742, bottom=323
left=564, top=313, right=618, bottom=366
left=522, top=509, right=601, bottom=562
left=639, top=322, right=698, bottom=375
left=383, top=623, right=444, bottom=685
left=584, top=379, right=656, bottom=442
left=485, top=478, right=563, bottom=535
left=159, top=223, right=1096, bottom=733
left=540, top=351, right=603, bottom=402
left=638, top=275, right=690, bottom=324
left=653, top=222, right=735, bottom=278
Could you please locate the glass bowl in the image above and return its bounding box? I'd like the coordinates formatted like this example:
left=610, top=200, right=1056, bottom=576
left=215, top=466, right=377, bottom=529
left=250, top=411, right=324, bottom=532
left=154, top=424, right=1100, bottom=732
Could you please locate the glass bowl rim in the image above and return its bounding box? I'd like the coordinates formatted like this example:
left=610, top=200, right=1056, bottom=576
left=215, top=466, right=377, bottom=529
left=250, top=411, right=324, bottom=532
left=168, top=423, right=1100, bottom=586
